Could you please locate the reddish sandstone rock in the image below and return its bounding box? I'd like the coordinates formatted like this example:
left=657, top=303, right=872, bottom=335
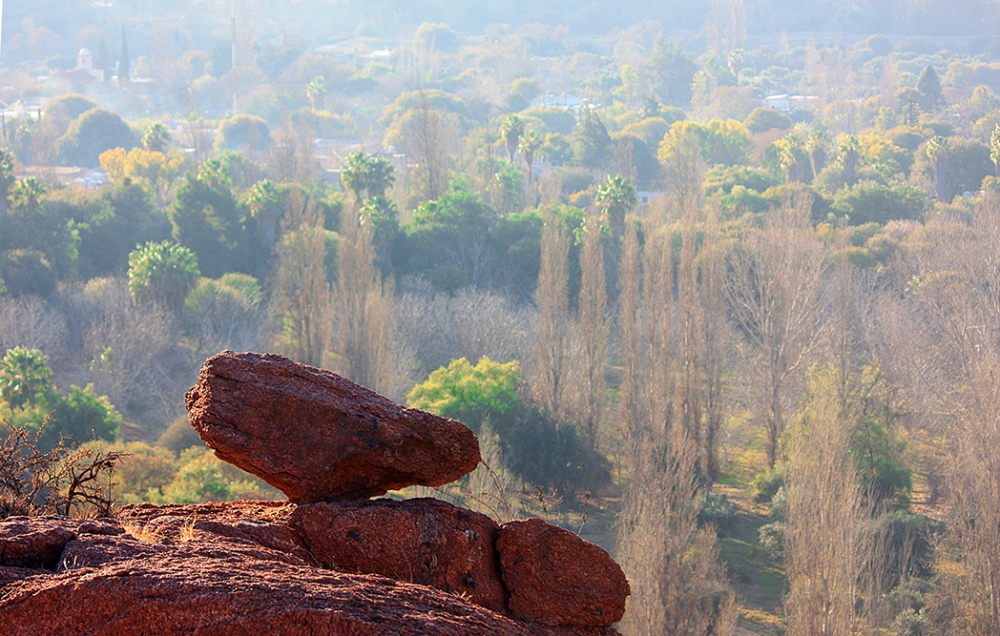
left=496, top=518, right=630, bottom=629
left=0, top=524, right=578, bottom=636
left=0, top=517, right=119, bottom=570
left=185, top=351, right=480, bottom=503
left=290, top=497, right=507, bottom=613
left=117, top=501, right=312, bottom=563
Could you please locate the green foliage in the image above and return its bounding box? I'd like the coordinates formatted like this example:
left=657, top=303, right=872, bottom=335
left=642, top=34, right=698, bottom=108
left=522, top=108, right=577, bottom=136
left=833, top=180, right=930, bottom=225
left=757, top=521, right=785, bottom=561
left=47, top=183, right=170, bottom=279
left=127, top=241, right=201, bottom=311
left=151, top=447, right=273, bottom=504
left=142, top=122, right=172, bottom=153
left=744, top=107, right=792, bottom=134
left=215, top=114, right=273, bottom=155
left=169, top=171, right=259, bottom=278
left=540, top=133, right=573, bottom=166
left=751, top=465, right=787, bottom=503
left=156, top=415, right=204, bottom=456
left=0, top=346, right=54, bottom=409
left=58, top=108, right=137, bottom=168
left=183, top=273, right=262, bottom=352
left=916, top=65, right=945, bottom=113
left=0, top=347, right=121, bottom=451
left=43, top=384, right=123, bottom=451
left=407, top=356, right=521, bottom=427
left=0, top=249, right=57, bottom=297
left=572, top=108, right=612, bottom=169
left=43, top=94, right=99, bottom=137
left=407, top=356, right=607, bottom=493
left=698, top=492, right=739, bottom=533
left=660, top=119, right=752, bottom=167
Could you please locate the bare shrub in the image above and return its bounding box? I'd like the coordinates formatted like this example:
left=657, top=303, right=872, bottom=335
left=81, top=277, right=190, bottom=428
left=396, top=284, right=534, bottom=379
left=0, top=295, right=69, bottom=363
left=0, top=418, right=124, bottom=519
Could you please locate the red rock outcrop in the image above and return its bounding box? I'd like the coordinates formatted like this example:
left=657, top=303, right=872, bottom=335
left=185, top=351, right=481, bottom=503
left=290, top=497, right=507, bottom=613
left=496, top=518, right=630, bottom=628
left=0, top=514, right=622, bottom=636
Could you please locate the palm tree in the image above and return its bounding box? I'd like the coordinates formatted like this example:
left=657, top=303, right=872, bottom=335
left=342, top=151, right=370, bottom=208
left=306, top=76, right=327, bottom=112
left=838, top=134, right=860, bottom=186
left=776, top=133, right=803, bottom=184
left=246, top=179, right=282, bottom=248
left=596, top=174, right=637, bottom=241
left=365, top=157, right=396, bottom=199
left=142, top=122, right=172, bottom=153
left=127, top=241, right=201, bottom=312
left=518, top=129, right=542, bottom=172
left=0, top=346, right=54, bottom=409
left=500, top=114, right=525, bottom=162
left=10, top=177, right=45, bottom=217
left=806, top=130, right=829, bottom=179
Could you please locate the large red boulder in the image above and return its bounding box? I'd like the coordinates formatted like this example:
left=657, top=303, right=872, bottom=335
left=0, top=514, right=618, bottom=636
left=184, top=351, right=480, bottom=503
left=496, top=518, right=630, bottom=629
left=290, top=498, right=507, bottom=613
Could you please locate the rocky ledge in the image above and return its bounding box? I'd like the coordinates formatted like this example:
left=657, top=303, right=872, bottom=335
left=1, top=352, right=629, bottom=635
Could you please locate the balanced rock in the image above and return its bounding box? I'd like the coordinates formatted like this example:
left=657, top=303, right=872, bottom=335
left=185, top=351, right=480, bottom=503
left=290, top=498, right=507, bottom=613
left=496, top=518, right=630, bottom=629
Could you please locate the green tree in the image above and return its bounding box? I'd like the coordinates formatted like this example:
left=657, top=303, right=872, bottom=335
left=0, top=346, right=54, bottom=409
left=0, top=249, right=57, bottom=297
left=57, top=108, right=137, bottom=168
left=306, top=76, right=327, bottom=112
left=573, top=108, right=612, bottom=169
left=43, top=94, right=98, bottom=138
left=10, top=177, right=45, bottom=216
left=916, top=65, right=945, bottom=113
left=518, top=129, right=542, bottom=171
left=642, top=34, right=698, bottom=108
left=596, top=174, right=637, bottom=241
left=215, top=114, right=273, bottom=156
left=169, top=169, right=253, bottom=277
left=407, top=356, right=521, bottom=430
left=365, top=157, right=396, bottom=199
left=341, top=151, right=369, bottom=206
left=499, top=114, right=525, bottom=163
left=245, top=179, right=282, bottom=249
left=127, top=241, right=201, bottom=311
left=142, top=122, right=172, bottom=153
left=744, top=107, right=792, bottom=134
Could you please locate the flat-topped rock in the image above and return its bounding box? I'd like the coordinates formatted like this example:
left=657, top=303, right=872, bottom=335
left=290, top=498, right=507, bottom=614
left=496, top=518, right=630, bottom=629
left=184, top=351, right=480, bottom=503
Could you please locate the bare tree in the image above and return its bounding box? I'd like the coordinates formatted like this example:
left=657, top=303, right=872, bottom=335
left=530, top=209, right=570, bottom=420
left=889, top=193, right=1000, bottom=635
left=574, top=212, right=608, bottom=450
left=337, top=213, right=396, bottom=395
left=784, top=365, right=871, bottom=636
left=270, top=191, right=332, bottom=368
left=722, top=196, right=830, bottom=468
